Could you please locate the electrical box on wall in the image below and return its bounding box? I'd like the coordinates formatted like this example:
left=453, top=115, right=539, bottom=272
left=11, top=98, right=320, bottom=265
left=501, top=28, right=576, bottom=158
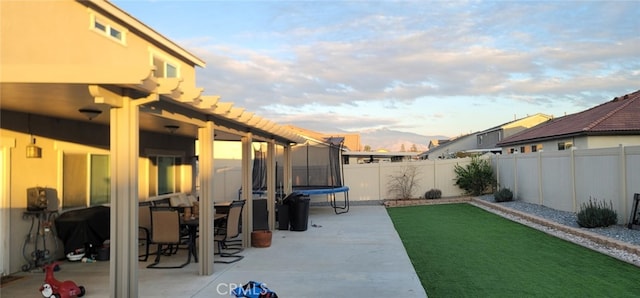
left=27, top=187, right=59, bottom=212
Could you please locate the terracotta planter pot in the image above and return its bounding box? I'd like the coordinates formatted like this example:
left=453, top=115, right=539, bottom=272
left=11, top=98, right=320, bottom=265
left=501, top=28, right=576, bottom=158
left=251, top=230, right=272, bottom=248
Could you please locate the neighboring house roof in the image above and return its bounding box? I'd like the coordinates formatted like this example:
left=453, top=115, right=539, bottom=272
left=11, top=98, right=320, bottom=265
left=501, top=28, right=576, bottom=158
left=428, top=139, right=450, bottom=149
left=418, top=133, right=478, bottom=158
left=478, top=113, right=553, bottom=134
left=498, top=90, right=640, bottom=146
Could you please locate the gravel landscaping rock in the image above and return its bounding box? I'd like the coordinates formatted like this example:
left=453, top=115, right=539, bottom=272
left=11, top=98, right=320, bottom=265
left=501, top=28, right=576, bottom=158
left=473, top=195, right=640, bottom=267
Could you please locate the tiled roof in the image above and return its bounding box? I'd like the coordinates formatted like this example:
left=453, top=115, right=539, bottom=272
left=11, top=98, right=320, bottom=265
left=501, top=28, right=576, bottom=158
left=498, top=89, right=640, bottom=146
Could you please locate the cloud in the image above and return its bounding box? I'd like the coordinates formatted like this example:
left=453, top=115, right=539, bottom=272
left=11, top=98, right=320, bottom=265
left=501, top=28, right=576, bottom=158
left=167, top=1, right=640, bottom=135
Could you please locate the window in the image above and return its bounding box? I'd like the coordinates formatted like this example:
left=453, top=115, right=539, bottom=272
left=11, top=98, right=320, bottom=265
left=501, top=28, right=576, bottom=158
left=152, top=55, right=179, bottom=78
left=62, top=153, right=110, bottom=209
left=90, top=155, right=110, bottom=205
left=90, top=13, right=126, bottom=44
left=166, top=64, right=177, bottom=78
left=94, top=20, right=106, bottom=32
left=520, top=146, right=526, bottom=153
left=531, top=145, right=537, bottom=152
left=558, top=142, right=573, bottom=151
left=149, top=155, right=183, bottom=196
left=478, top=135, right=483, bottom=145
left=109, top=27, right=122, bottom=40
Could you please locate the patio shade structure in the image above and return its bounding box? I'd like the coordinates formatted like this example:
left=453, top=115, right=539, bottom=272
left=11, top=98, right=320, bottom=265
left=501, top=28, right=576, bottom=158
left=0, top=0, right=304, bottom=297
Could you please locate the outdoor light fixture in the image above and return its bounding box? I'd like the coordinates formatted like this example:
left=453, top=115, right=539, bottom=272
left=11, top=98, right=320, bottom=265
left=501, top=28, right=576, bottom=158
left=26, top=113, right=42, bottom=158
left=26, top=137, right=42, bottom=158
left=78, top=108, right=102, bottom=120
left=164, top=124, right=179, bottom=134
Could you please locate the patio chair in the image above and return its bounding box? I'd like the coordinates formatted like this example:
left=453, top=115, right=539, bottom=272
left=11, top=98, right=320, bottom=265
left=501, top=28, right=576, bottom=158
left=214, top=200, right=245, bottom=263
left=138, top=202, right=152, bottom=261
left=147, top=206, right=191, bottom=268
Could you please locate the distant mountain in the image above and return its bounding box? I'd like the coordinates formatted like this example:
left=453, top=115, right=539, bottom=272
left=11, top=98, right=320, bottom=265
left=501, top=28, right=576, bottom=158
left=359, top=128, right=449, bottom=152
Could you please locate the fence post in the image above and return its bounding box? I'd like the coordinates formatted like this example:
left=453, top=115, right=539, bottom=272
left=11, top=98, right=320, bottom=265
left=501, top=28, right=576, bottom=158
left=571, top=148, right=577, bottom=212
left=433, top=159, right=437, bottom=190
left=514, top=153, right=518, bottom=199
left=495, top=155, right=500, bottom=190
left=538, top=150, right=543, bottom=205
left=378, top=162, right=383, bottom=200
left=620, top=144, right=628, bottom=223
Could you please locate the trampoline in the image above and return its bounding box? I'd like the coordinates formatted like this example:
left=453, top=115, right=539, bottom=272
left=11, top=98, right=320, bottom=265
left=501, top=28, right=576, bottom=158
left=293, top=186, right=349, bottom=214
left=253, top=137, right=350, bottom=214
left=251, top=186, right=349, bottom=214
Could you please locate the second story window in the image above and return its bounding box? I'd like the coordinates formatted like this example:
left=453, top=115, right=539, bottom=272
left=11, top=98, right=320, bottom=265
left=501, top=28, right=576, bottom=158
left=152, top=55, right=179, bottom=78
left=91, top=13, right=126, bottom=44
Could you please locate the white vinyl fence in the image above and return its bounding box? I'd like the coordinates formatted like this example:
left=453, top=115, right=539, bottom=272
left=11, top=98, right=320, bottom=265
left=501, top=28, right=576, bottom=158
left=214, top=145, right=640, bottom=224
left=490, top=145, right=640, bottom=224
left=343, top=158, right=471, bottom=201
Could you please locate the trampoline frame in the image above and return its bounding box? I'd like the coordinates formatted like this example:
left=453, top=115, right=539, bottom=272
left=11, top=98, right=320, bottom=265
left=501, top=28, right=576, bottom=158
left=252, top=186, right=350, bottom=214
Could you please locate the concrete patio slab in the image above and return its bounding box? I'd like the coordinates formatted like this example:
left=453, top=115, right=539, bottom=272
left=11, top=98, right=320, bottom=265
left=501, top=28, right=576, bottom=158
left=0, top=205, right=427, bottom=298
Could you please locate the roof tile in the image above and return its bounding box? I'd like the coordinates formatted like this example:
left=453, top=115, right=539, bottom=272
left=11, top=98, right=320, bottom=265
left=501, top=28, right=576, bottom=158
left=498, top=89, right=640, bottom=146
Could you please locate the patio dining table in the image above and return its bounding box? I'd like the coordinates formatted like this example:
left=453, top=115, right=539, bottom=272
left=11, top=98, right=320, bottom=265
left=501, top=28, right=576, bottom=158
left=181, top=213, right=226, bottom=263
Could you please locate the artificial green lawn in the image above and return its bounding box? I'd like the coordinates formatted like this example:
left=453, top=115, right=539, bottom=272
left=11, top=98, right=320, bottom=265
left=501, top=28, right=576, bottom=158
left=387, top=203, right=640, bottom=297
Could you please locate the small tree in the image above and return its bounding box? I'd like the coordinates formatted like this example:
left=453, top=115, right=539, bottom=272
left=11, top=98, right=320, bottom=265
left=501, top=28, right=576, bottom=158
left=454, top=156, right=496, bottom=196
left=387, top=165, right=420, bottom=200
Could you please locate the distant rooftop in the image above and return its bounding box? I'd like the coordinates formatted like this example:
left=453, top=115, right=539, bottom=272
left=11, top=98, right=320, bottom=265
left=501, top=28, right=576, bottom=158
left=498, top=89, right=640, bottom=146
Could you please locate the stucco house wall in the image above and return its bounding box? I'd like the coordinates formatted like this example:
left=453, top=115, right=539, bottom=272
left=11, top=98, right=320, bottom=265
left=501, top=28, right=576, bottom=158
left=1, top=1, right=199, bottom=84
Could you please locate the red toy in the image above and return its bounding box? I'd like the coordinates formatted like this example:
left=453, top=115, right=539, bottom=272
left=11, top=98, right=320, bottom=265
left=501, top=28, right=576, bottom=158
left=39, top=262, right=86, bottom=298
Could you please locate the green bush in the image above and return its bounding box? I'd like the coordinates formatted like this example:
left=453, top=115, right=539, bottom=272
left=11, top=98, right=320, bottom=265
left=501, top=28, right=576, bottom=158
left=576, top=198, right=618, bottom=228
left=425, top=189, right=442, bottom=200
left=494, top=188, right=513, bottom=202
left=454, top=156, right=496, bottom=196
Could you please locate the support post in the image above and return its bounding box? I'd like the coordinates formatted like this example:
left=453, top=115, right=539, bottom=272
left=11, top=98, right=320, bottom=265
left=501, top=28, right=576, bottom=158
left=267, top=140, right=276, bottom=230
left=198, top=122, right=215, bottom=275
left=109, top=96, right=140, bottom=298
left=241, top=133, right=253, bottom=247
left=283, top=145, right=293, bottom=195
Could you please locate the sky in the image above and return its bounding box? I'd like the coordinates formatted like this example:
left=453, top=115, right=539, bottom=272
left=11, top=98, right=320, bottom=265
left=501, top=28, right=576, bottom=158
left=113, top=0, right=639, bottom=138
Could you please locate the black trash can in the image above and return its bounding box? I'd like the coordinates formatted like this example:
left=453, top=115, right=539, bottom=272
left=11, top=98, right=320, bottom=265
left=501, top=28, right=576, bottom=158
left=277, top=202, right=290, bottom=230
left=287, top=193, right=310, bottom=231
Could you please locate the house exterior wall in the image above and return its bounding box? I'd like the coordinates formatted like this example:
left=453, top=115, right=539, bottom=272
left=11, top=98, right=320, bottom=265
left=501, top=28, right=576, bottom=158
left=1, top=1, right=198, bottom=84
left=0, top=110, right=198, bottom=273
left=342, top=133, right=361, bottom=151
left=477, top=130, right=502, bottom=150
left=585, top=135, right=640, bottom=148
left=502, top=135, right=640, bottom=154
left=477, top=114, right=552, bottom=150
left=424, top=134, right=477, bottom=159
left=502, top=114, right=552, bottom=138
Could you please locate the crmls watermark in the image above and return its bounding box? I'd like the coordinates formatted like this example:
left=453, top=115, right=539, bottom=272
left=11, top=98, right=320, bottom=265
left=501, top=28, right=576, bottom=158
left=216, top=282, right=270, bottom=296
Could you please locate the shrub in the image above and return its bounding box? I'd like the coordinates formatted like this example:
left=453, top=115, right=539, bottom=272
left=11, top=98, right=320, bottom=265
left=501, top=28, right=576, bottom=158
left=425, top=189, right=442, bottom=200
left=387, top=166, right=420, bottom=200
left=494, top=188, right=513, bottom=202
left=576, top=198, right=618, bottom=228
left=453, top=156, right=496, bottom=196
